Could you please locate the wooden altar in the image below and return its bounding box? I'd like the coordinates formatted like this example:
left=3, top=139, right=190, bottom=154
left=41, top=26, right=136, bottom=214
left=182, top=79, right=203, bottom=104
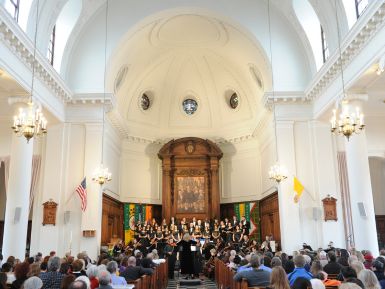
left=158, top=137, right=223, bottom=221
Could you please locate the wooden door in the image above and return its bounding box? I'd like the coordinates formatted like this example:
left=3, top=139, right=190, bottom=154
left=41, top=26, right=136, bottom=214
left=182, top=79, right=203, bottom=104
left=101, top=195, right=124, bottom=245
left=376, top=215, right=385, bottom=248
left=260, top=192, right=281, bottom=247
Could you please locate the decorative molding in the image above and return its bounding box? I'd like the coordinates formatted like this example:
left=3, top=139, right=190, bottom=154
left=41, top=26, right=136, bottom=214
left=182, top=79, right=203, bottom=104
left=305, top=2, right=385, bottom=100
left=0, top=6, right=72, bottom=103
left=263, top=91, right=308, bottom=108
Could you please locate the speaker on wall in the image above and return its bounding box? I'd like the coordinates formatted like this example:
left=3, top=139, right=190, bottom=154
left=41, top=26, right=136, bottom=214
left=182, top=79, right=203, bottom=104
left=357, top=202, right=367, bottom=217
left=14, top=207, right=21, bottom=223
left=312, top=207, right=321, bottom=220
left=64, top=211, right=71, bottom=224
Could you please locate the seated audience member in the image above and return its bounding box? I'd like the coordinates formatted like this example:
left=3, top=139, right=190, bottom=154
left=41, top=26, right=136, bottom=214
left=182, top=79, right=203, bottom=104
left=0, top=272, right=7, bottom=289
left=260, top=256, right=273, bottom=272
left=119, top=257, right=129, bottom=272
left=288, top=255, right=313, bottom=286
left=340, top=266, right=365, bottom=289
left=310, top=279, right=325, bottom=289
left=60, top=274, right=76, bottom=289
left=310, top=261, right=323, bottom=276
left=40, top=256, right=65, bottom=289
left=373, top=259, right=385, bottom=281
left=350, top=261, right=365, bottom=277
left=233, top=254, right=271, bottom=287
left=106, top=261, right=127, bottom=286
left=237, top=254, right=252, bottom=272
left=68, top=280, right=87, bottom=289
left=27, top=263, right=41, bottom=278
left=85, top=266, right=99, bottom=289
left=358, top=269, right=381, bottom=289
left=97, top=270, right=113, bottom=289
left=11, top=262, right=29, bottom=289
left=292, top=277, right=312, bottom=289
left=120, top=256, right=153, bottom=282
left=270, top=266, right=290, bottom=289
left=71, top=260, right=85, bottom=278
left=74, top=276, right=90, bottom=289
left=40, top=262, right=48, bottom=273
left=271, top=257, right=282, bottom=268
left=315, top=271, right=341, bottom=286
left=22, top=276, right=43, bottom=289
left=364, top=253, right=374, bottom=270
left=2, top=263, right=16, bottom=284
left=323, top=251, right=342, bottom=275
left=281, top=254, right=295, bottom=274
left=318, top=251, right=328, bottom=268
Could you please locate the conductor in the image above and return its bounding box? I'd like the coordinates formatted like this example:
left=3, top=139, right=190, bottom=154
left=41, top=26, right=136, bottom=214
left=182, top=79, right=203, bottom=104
left=179, top=233, right=197, bottom=279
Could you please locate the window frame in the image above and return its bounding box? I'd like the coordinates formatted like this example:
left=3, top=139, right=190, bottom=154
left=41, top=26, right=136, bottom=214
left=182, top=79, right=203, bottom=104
left=355, top=0, right=369, bottom=19
left=321, top=25, right=329, bottom=63
left=5, top=0, right=20, bottom=21
left=47, top=25, right=56, bottom=66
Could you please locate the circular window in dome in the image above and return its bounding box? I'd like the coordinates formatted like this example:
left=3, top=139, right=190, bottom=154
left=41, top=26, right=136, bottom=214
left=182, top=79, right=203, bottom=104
left=182, top=98, right=198, bottom=115
left=229, top=93, right=239, bottom=109
left=141, top=93, right=150, bottom=110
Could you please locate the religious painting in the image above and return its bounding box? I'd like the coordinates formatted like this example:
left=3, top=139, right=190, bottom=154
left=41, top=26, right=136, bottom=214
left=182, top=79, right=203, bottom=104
left=322, top=195, right=338, bottom=221
left=176, top=176, right=205, bottom=213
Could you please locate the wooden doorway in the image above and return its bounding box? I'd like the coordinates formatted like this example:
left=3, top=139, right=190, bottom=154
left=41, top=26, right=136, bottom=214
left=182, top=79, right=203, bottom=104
left=101, top=195, right=124, bottom=246
left=376, top=215, right=385, bottom=248
left=260, top=192, right=281, bottom=247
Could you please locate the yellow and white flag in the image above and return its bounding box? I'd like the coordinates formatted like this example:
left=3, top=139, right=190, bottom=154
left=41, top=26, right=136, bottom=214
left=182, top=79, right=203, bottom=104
left=293, top=176, right=304, bottom=203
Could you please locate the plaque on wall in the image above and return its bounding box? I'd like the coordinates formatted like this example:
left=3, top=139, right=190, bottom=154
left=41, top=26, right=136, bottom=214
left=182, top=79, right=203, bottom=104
left=42, top=200, right=58, bottom=226
left=322, top=195, right=337, bottom=221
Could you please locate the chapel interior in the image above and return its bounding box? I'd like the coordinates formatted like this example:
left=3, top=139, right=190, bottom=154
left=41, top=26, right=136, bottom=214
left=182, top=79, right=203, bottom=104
left=1, top=0, right=385, bottom=284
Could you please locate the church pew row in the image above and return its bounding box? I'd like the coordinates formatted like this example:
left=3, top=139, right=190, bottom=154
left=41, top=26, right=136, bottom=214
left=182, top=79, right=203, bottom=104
left=215, top=258, right=249, bottom=289
left=126, top=259, right=168, bottom=289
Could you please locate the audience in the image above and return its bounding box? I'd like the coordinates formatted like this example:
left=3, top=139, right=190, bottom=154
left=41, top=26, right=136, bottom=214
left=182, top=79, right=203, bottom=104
left=39, top=257, right=64, bottom=289
left=324, top=251, right=342, bottom=275
left=270, top=266, right=290, bottom=289
left=106, top=261, right=127, bottom=286
left=119, top=256, right=153, bottom=281
left=60, top=274, right=76, bottom=289
left=97, top=270, right=112, bottom=289
left=358, top=269, right=382, bottom=289
left=85, top=266, right=99, bottom=289
left=11, top=262, right=29, bottom=289
left=0, top=273, right=7, bottom=289
left=23, top=276, right=43, bottom=289
left=292, top=277, right=312, bottom=289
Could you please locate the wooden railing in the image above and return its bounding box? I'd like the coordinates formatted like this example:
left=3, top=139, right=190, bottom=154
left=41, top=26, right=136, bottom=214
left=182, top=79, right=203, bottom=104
left=127, top=259, right=168, bottom=289
left=215, top=258, right=249, bottom=289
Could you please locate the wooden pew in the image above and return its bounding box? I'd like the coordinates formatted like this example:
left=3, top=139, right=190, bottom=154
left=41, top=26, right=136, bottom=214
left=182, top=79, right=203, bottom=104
left=125, top=259, right=169, bottom=289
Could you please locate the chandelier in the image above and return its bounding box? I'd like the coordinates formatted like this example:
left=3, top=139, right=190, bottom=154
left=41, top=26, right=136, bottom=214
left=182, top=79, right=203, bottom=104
left=267, top=0, right=288, bottom=184
left=11, top=0, right=47, bottom=142
left=330, top=0, right=365, bottom=140
left=269, top=163, right=288, bottom=183
left=92, top=164, right=112, bottom=185
left=93, top=0, right=112, bottom=185
left=330, top=103, right=365, bottom=140
left=12, top=103, right=47, bottom=143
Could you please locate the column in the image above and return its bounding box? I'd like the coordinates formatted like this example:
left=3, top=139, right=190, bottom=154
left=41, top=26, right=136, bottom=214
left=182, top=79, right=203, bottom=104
left=210, top=157, right=220, bottom=219
left=345, top=132, right=378, bottom=255
left=80, top=124, right=103, bottom=261
left=2, top=134, right=33, bottom=260
left=275, top=120, right=302, bottom=253
left=161, top=158, right=171, bottom=221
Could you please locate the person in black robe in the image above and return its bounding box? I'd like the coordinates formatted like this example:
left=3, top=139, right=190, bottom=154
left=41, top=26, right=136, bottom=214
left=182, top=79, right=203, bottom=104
left=178, top=233, right=197, bottom=279
left=164, top=239, right=177, bottom=279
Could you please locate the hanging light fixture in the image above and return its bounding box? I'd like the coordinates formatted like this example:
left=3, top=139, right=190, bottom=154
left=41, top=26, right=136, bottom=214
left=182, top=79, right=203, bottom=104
left=11, top=0, right=47, bottom=142
left=267, top=0, right=288, bottom=184
left=92, top=0, right=111, bottom=185
left=330, top=0, right=365, bottom=140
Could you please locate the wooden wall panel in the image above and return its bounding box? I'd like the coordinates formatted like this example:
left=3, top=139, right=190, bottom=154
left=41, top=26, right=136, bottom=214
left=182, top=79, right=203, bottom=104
left=101, top=195, right=123, bottom=245
left=376, top=215, right=385, bottom=248
left=259, top=192, right=280, bottom=246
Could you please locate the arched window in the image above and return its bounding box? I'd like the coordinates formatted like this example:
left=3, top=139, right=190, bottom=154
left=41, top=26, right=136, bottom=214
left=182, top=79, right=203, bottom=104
left=342, top=0, right=369, bottom=29
left=293, top=0, right=323, bottom=70
left=4, top=0, right=20, bottom=20
left=355, top=0, right=369, bottom=18
left=3, top=0, right=32, bottom=32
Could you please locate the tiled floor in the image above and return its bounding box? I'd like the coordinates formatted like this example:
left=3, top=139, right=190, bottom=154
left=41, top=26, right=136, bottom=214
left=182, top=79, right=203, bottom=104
left=167, top=275, right=217, bottom=289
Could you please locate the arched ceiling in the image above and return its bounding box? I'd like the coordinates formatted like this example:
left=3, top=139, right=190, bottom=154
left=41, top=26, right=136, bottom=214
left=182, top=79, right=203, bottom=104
left=107, top=13, right=270, bottom=140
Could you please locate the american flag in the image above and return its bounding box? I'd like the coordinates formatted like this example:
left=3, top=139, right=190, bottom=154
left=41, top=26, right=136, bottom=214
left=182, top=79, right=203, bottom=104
left=76, top=177, right=87, bottom=212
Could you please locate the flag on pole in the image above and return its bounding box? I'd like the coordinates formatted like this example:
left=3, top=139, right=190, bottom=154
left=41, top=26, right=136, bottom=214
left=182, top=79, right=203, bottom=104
left=76, top=177, right=87, bottom=211
left=293, top=176, right=304, bottom=203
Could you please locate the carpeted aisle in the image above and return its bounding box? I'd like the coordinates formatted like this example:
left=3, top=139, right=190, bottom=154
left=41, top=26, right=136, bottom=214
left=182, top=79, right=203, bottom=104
left=167, top=277, right=217, bottom=289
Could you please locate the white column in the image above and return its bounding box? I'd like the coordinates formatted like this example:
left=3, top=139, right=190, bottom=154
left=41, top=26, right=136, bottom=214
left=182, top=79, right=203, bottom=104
left=345, top=133, right=378, bottom=255
left=80, top=124, right=103, bottom=261
left=276, top=120, right=302, bottom=253
left=2, top=135, right=33, bottom=260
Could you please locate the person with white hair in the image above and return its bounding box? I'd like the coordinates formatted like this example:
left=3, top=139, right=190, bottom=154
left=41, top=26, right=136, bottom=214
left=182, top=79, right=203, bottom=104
left=106, top=261, right=127, bottom=286
left=75, top=276, right=91, bottom=289
left=97, top=270, right=113, bottom=289
left=85, top=265, right=99, bottom=289
left=23, top=276, right=43, bottom=289
left=358, top=269, right=381, bottom=289
left=310, top=278, right=325, bottom=289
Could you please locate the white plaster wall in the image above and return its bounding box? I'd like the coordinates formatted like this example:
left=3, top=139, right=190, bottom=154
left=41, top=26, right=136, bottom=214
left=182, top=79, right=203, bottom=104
left=369, top=157, right=385, bottom=216
left=0, top=123, right=12, bottom=157
left=365, top=116, right=385, bottom=157
left=219, top=139, right=263, bottom=203
left=119, top=140, right=162, bottom=204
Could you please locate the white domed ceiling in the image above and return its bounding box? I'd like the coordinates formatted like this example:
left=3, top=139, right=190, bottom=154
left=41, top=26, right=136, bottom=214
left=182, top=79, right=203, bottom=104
left=108, top=13, right=271, bottom=140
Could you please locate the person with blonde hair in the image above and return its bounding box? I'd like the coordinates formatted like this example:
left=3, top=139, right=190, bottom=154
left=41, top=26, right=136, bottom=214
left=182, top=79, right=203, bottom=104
left=270, top=266, right=290, bottom=289
left=350, top=261, right=365, bottom=276
left=178, top=233, right=197, bottom=279
left=358, top=269, right=381, bottom=289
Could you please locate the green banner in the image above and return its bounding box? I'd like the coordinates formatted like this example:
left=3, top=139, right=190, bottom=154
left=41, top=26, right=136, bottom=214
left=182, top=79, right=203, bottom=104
left=245, top=202, right=250, bottom=221
left=234, top=203, right=240, bottom=220
left=124, top=204, right=130, bottom=230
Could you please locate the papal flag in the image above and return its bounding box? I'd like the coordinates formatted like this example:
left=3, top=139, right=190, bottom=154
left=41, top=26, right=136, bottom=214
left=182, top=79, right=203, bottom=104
left=293, top=176, right=304, bottom=203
